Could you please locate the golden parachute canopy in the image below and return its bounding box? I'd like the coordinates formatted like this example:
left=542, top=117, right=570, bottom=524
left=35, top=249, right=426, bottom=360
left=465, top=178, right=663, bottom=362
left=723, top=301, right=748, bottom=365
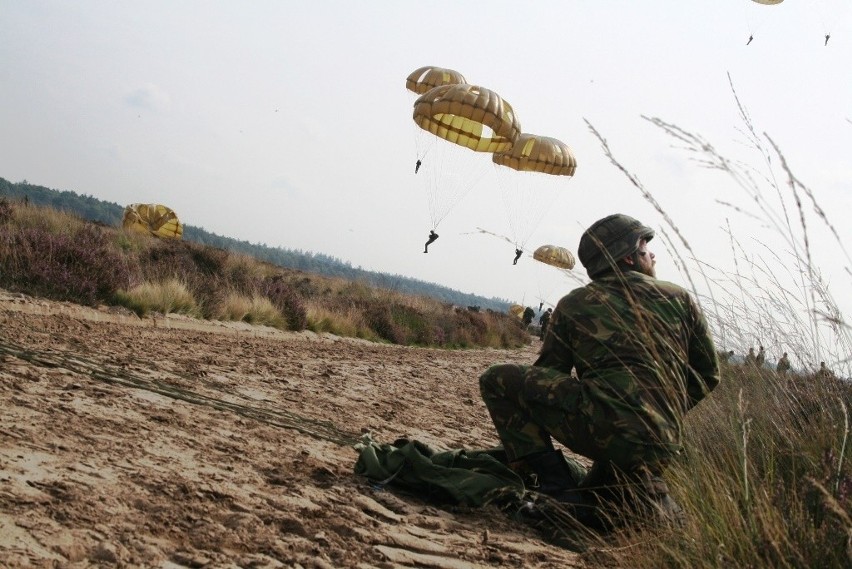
left=122, top=203, right=183, bottom=239
left=751, top=0, right=783, bottom=4
left=508, top=304, right=525, bottom=319
left=492, top=133, right=577, bottom=176
left=406, top=66, right=467, bottom=95
left=412, top=84, right=521, bottom=154
left=533, top=244, right=576, bottom=270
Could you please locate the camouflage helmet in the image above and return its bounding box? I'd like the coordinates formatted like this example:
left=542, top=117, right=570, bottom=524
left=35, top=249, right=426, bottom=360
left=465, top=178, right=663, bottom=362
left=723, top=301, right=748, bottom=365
left=578, top=214, right=654, bottom=278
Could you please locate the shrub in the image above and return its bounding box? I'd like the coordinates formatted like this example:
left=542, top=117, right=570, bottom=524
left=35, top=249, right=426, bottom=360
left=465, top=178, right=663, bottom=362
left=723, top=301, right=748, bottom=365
left=261, top=275, right=308, bottom=331
left=0, top=198, right=12, bottom=224
left=364, top=303, right=409, bottom=344
left=0, top=224, right=132, bottom=306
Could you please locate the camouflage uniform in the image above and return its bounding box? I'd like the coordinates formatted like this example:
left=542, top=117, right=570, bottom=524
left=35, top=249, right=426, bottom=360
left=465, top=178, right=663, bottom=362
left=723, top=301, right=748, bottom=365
left=480, top=214, right=720, bottom=478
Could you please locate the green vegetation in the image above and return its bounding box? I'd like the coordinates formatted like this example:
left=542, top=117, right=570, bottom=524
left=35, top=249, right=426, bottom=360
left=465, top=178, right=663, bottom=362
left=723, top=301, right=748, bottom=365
left=0, top=197, right=530, bottom=349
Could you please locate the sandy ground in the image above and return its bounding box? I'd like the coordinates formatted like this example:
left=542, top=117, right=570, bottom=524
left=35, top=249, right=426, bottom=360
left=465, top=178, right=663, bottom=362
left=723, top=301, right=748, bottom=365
left=0, top=290, right=586, bottom=568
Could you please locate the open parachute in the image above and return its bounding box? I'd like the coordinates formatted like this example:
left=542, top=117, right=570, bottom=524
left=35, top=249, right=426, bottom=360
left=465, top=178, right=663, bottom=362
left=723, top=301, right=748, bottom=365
left=492, top=133, right=577, bottom=176
left=122, top=203, right=183, bottom=239
left=533, top=244, right=576, bottom=270
left=413, top=83, right=521, bottom=154
left=411, top=82, right=521, bottom=230
left=406, top=66, right=467, bottom=95
left=491, top=133, right=577, bottom=253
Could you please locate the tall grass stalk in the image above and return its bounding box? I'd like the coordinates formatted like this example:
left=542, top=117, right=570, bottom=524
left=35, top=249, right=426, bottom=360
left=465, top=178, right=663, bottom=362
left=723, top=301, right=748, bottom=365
left=574, top=81, right=852, bottom=566
left=838, top=400, right=849, bottom=496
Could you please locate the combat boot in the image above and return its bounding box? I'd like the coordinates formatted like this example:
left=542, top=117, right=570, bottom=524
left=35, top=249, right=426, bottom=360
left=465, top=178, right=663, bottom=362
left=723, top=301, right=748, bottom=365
left=577, top=461, right=684, bottom=529
left=511, top=450, right=582, bottom=498
left=629, top=466, right=685, bottom=527
left=510, top=450, right=604, bottom=528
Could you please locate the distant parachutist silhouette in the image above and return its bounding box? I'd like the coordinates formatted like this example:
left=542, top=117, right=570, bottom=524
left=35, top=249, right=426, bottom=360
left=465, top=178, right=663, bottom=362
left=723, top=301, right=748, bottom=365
left=538, top=302, right=544, bottom=312
left=513, top=248, right=523, bottom=265
left=825, top=33, right=831, bottom=46
left=746, top=35, right=754, bottom=46
left=415, top=159, right=422, bottom=174
left=424, top=229, right=439, bottom=253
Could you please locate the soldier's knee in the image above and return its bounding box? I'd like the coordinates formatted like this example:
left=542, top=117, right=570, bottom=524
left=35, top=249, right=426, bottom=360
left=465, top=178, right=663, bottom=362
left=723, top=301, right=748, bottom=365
left=479, top=364, right=520, bottom=396
left=479, top=366, right=501, bottom=395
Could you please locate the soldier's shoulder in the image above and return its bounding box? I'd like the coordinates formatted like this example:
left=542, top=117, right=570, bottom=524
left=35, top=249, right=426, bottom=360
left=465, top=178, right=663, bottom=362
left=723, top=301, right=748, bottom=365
left=557, top=284, right=597, bottom=305
left=638, top=274, right=691, bottom=297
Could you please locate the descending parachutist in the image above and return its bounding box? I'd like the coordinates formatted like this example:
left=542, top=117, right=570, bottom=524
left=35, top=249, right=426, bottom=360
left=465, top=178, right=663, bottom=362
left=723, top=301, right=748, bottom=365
left=415, top=159, right=422, bottom=174
left=424, top=229, right=439, bottom=253
left=512, top=248, right=523, bottom=265
left=538, top=302, right=544, bottom=312
left=825, top=34, right=830, bottom=46
left=746, top=35, right=754, bottom=46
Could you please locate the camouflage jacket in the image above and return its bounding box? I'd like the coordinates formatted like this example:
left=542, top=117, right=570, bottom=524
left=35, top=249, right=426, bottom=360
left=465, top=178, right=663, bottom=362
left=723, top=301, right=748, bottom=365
left=535, top=271, right=720, bottom=454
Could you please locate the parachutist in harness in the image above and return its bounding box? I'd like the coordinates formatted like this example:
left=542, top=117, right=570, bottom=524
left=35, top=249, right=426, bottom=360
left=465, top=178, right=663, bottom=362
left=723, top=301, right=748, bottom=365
left=415, top=159, right=422, bottom=174
left=513, top=248, right=523, bottom=265
left=539, top=302, right=544, bottom=312
left=746, top=35, right=754, bottom=46
left=825, top=34, right=830, bottom=46
left=424, top=230, right=439, bottom=253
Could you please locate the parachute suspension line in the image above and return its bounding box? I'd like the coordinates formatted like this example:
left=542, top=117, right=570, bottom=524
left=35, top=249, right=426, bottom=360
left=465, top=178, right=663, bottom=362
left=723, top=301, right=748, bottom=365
left=495, top=165, right=567, bottom=251
left=741, top=0, right=782, bottom=42
left=413, top=122, right=433, bottom=162
left=0, top=339, right=360, bottom=446
left=419, top=134, right=491, bottom=229
left=804, top=0, right=831, bottom=42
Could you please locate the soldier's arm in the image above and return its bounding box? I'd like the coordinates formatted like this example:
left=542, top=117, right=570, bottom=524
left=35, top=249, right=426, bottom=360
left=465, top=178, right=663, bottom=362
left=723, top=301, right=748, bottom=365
left=684, top=293, right=720, bottom=409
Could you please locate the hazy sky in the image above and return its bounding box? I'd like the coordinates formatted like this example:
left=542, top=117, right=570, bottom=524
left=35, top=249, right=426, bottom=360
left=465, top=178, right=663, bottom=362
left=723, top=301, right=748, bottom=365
left=2, top=1, right=850, bottom=351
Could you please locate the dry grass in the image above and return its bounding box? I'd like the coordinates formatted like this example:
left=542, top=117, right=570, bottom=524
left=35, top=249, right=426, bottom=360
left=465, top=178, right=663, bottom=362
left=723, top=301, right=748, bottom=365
left=211, top=291, right=286, bottom=327
left=114, top=279, right=200, bottom=317
left=571, top=81, right=852, bottom=567
left=0, top=198, right=529, bottom=348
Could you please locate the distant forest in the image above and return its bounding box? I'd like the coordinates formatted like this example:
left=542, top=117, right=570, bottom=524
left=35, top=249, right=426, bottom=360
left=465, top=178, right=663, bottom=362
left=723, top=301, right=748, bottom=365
left=0, top=177, right=513, bottom=312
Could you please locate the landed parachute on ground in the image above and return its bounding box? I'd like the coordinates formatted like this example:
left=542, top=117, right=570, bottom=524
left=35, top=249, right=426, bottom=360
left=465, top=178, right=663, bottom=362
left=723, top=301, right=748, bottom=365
left=491, top=133, right=577, bottom=252
left=122, top=203, right=183, bottom=239
left=405, top=66, right=467, bottom=95
left=533, top=244, right=576, bottom=270
left=508, top=304, right=525, bottom=319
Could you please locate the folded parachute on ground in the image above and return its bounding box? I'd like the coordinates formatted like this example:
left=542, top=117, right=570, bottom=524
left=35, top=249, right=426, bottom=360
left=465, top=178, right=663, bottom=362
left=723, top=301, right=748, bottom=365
left=412, top=84, right=521, bottom=154
left=122, top=203, right=183, bottom=239
left=406, top=66, right=467, bottom=95
left=533, top=244, right=576, bottom=270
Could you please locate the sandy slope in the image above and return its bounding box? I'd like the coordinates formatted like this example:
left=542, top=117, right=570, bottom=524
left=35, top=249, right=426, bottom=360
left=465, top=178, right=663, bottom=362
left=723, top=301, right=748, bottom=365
left=0, top=290, right=584, bottom=568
